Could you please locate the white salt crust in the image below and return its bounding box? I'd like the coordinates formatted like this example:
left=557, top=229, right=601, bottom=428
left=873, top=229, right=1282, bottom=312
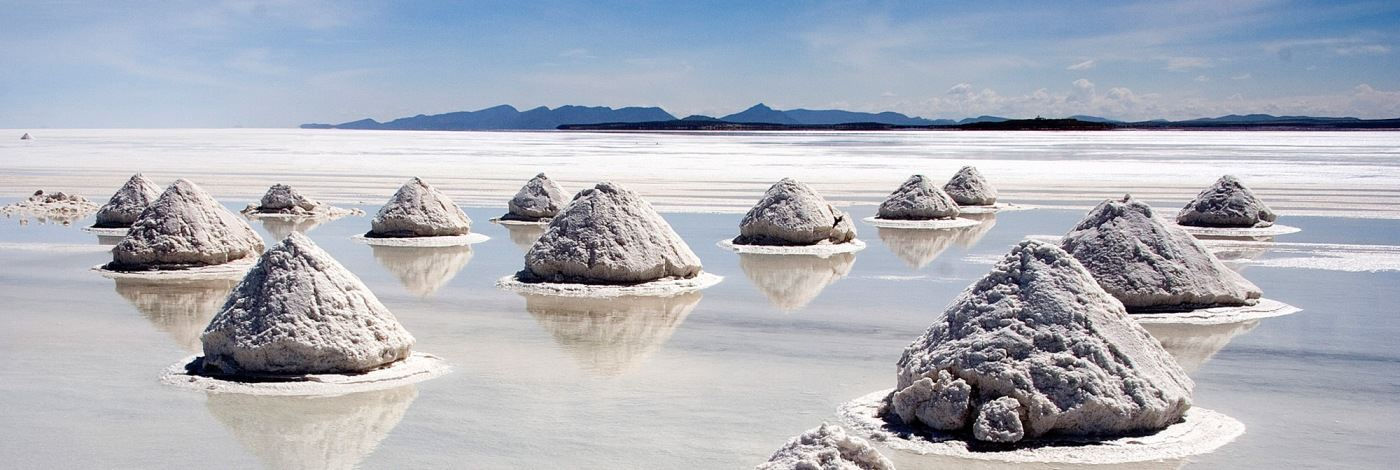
left=955, top=203, right=1028, bottom=215
left=1174, top=223, right=1301, bottom=238
left=496, top=272, right=722, bottom=298
left=489, top=217, right=551, bottom=226
left=83, top=226, right=130, bottom=236
left=351, top=232, right=490, bottom=247
left=160, top=352, right=450, bottom=396
left=1130, top=298, right=1301, bottom=325
left=838, top=389, right=1244, bottom=465
left=861, top=217, right=982, bottom=230
left=92, top=257, right=256, bottom=281
left=718, top=239, right=867, bottom=257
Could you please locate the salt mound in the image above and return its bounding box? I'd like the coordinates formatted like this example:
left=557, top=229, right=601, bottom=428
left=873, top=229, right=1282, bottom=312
left=206, top=385, right=417, bottom=470
left=368, top=178, right=472, bottom=238
left=504, top=173, right=569, bottom=221
left=1177, top=175, right=1278, bottom=228
left=252, top=184, right=321, bottom=212
left=877, top=174, right=960, bottom=220
left=892, top=240, right=1193, bottom=443
left=109, top=179, right=264, bottom=269
left=1060, top=196, right=1261, bottom=311
left=20, top=132, right=31, bottom=140
left=523, top=181, right=702, bottom=284
left=0, top=189, right=99, bottom=225
left=739, top=253, right=854, bottom=311
left=735, top=178, right=856, bottom=246
left=94, top=174, right=162, bottom=228
left=526, top=292, right=700, bottom=376
left=757, top=423, right=894, bottom=470
left=199, top=232, right=414, bottom=375
left=943, top=166, right=998, bottom=206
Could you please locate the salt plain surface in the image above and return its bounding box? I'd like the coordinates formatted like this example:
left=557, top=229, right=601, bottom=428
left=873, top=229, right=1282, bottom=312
left=1, top=130, right=1399, bottom=469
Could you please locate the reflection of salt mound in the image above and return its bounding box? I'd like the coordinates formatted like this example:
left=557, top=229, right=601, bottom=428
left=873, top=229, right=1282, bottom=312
left=735, top=178, right=856, bottom=246
left=1061, top=196, right=1261, bottom=312
left=943, top=166, right=998, bottom=206
left=109, top=179, right=264, bottom=270
left=503, top=173, right=568, bottom=221
left=739, top=253, right=855, bottom=311
left=258, top=217, right=326, bottom=240
left=525, top=292, right=701, bottom=375
left=367, top=178, right=472, bottom=238
left=877, top=174, right=960, bottom=220
left=200, top=233, right=413, bottom=375
left=94, top=174, right=162, bottom=228
left=1141, top=320, right=1259, bottom=373
left=1177, top=175, right=1277, bottom=228
left=523, top=181, right=703, bottom=284
left=206, top=385, right=418, bottom=470
left=893, top=240, right=1192, bottom=443
left=1, top=189, right=99, bottom=225
left=503, top=223, right=546, bottom=251
left=878, top=228, right=959, bottom=269
left=950, top=213, right=997, bottom=247
left=757, top=423, right=894, bottom=470
left=370, top=244, right=474, bottom=296
left=113, top=278, right=238, bottom=353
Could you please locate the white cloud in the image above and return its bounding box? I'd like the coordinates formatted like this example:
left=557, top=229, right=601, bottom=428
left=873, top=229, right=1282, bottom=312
left=1165, top=57, right=1211, bottom=71
left=1067, top=59, right=1096, bottom=70
left=1335, top=44, right=1391, bottom=56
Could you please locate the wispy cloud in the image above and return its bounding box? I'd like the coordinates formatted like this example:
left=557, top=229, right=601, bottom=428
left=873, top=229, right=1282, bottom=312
left=1067, top=59, right=1096, bottom=70
left=1165, top=57, right=1211, bottom=71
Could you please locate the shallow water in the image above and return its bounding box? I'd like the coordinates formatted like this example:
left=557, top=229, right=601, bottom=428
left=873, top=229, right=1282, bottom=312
left=1, top=198, right=1398, bottom=469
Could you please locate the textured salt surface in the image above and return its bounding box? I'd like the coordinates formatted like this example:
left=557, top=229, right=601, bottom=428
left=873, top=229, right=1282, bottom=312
left=503, top=173, right=569, bottom=222
left=352, top=232, right=490, bottom=247
left=1175, top=223, right=1302, bottom=237
left=839, top=390, right=1244, bottom=465
left=738, top=252, right=854, bottom=312
left=110, top=179, right=264, bottom=270
left=861, top=216, right=982, bottom=230
left=368, top=178, right=473, bottom=238
left=497, top=272, right=723, bottom=298
left=1177, top=175, right=1277, bottom=228
left=719, top=238, right=867, bottom=257
left=876, top=174, right=960, bottom=221
left=524, top=292, right=700, bottom=376
left=161, top=352, right=450, bottom=396
left=93, top=257, right=256, bottom=281
left=94, top=174, right=161, bottom=228
left=0, top=190, right=99, bottom=225
left=756, top=423, right=894, bottom=470
left=735, top=178, right=857, bottom=246
left=1130, top=298, right=1301, bottom=325
left=944, top=166, right=998, bottom=206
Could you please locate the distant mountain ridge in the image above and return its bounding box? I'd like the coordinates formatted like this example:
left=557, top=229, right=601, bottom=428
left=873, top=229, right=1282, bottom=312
left=302, top=104, right=1397, bottom=130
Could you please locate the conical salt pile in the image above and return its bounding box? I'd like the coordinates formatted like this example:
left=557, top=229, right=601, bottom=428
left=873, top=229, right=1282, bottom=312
left=110, top=179, right=264, bottom=269
left=505, top=173, right=569, bottom=221
left=1177, top=175, right=1277, bottom=228
left=368, top=178, right=472, bottom=238
left=20, top=133, right=31, bottom=140
left=255, top=184, right=322, bottom=213
left=756, top=423, right=894, bottom=470
left=524, top=181, right=701, bottom=284
left=1060, top=196, right=1261, bottom=311
left=893, top=240, right=1192, bottom=443
left=200, top=232, right=414, bottom=375
left=943, top=166, right=998, bottom=206
left=877, top=174, right=960, bottom=220
left=735, top=178, right=856, bottom=246
left=94, top=174, right=162, bottom=228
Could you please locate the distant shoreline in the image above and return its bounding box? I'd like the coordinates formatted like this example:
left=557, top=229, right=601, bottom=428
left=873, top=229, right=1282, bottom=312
left=554, top=118, right=1400, bottom=131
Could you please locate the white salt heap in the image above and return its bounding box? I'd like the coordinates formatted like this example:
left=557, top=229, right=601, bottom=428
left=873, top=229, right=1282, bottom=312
left=109, top=179, right=264, bottom=269
left=943, top=166, right=998, bottom=206
left=368, top=177, right=472, bottom=238
left=94, top=174, right=162, bottom=228
left=757, top=423, right=894, bottom=470
left=523, top=181, right=702, bottom=284
left=0, top=189, right=99, bottom=225
left=1060, top=195, right=1261, bottom=311
left=200, top=232, right=414, bottom=375
left=248, top=184, right=323, bottom=213
left=1177, top=175, right=1278, bottom=228
left=504, top=173, right=569, bottom=221
left=877, top=174, right=960, bottom=220
left=893, top=240, right=1193, bottom=443
left=735, top=178, right=856, bottom=246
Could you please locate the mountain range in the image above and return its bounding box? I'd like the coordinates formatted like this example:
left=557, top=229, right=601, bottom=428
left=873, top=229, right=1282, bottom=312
left=302, top=104, right=1394, bottom=130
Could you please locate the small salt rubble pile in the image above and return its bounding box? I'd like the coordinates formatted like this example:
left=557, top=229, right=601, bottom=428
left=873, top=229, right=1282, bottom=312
left=1060, top=196, right=1284, bottom=320
left=867, top=174, right=980, bottom=229
left=726, top=178, right=862, bottom=255
left=756, top=423, right=893, bottom=470
left=497, top=173, right=569, bottom=223
left=840, top=241, right=1241, bottom=463
left=243, top=184, right=358, bottom=219
left=501, top=181, right=719, bottom=296
left=943, top=166, right=998, bottom=207
left=92, top=174, right=162, bottom=230
left=102, top=179, right=264, bottom=275
left=0, top=189, right=99, bottom=225
left=360, top=178, right=484, bottom=246
left=166, top=233, right=446, bottom=393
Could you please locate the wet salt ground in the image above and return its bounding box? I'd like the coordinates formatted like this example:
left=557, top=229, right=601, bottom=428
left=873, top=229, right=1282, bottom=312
left=0, top=202, right=1397, bottom=469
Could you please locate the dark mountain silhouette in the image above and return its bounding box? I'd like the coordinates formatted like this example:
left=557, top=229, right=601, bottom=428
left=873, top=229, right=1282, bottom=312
left=681, top=115, right=720, bottom=121
left=301, top=105, right=675, bottom=130
left=956, top=115, right=1010, bottom=124
left=719, top=103, right=800, bottom=124
left=1069, top=115, right=1120, bottom=123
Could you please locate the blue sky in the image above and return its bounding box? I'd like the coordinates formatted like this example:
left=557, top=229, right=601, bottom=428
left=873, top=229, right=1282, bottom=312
left=2, top=0, right=1398, bottom=127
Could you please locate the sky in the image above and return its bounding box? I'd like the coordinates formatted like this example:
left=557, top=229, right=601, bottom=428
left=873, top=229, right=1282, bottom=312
left=2, top=0, right=1399, bottom=127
